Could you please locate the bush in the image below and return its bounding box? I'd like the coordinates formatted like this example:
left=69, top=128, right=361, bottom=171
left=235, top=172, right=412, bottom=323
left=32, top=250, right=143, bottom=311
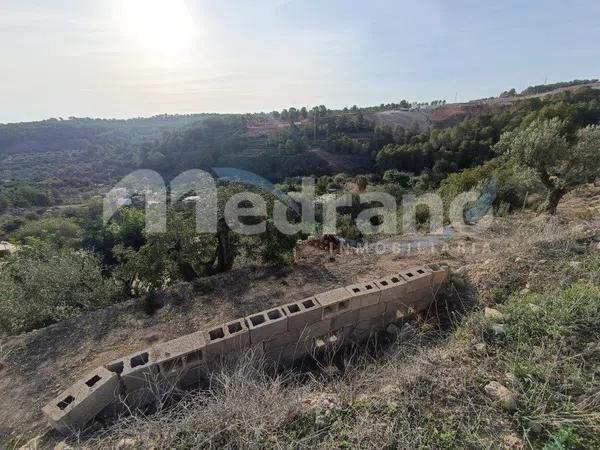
left=10, top=217, right=83, bottom=249
left=0, top=245, right=120, bottom=334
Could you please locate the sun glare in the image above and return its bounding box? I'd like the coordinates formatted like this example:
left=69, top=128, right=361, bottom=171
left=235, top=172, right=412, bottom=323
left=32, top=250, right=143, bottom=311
left=120, top=0, right=196, bottom=61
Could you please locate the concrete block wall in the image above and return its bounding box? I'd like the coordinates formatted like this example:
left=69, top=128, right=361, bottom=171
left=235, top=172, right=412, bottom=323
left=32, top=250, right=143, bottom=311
left=43, top=264, right=449, bottom=433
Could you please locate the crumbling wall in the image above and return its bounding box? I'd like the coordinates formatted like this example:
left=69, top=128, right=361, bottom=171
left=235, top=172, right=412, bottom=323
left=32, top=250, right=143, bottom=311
left=42, top=264, right=449, bottom=433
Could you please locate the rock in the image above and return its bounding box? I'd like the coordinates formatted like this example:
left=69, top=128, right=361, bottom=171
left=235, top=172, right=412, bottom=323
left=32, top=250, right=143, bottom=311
left=569, top=261, right=583, bottom=269
left=505, top=372, right=518, bottom=386
left=520, top=288, right=530, bottom=295
left=142, top=331, right=161, bottom=344
left=502, top=433, right=524, bottom=449
left=474, top=343, right=487, bottom=353
left=572, top=244, right=586, bottom=255
left=116, top=439, right=139, bottom=450
left=484, top=381, right=518, bottom=410
left=484, top=307, right=504, bottom=321
left=491, top=324, right=506, bottom=338
left=538, top=259, right=547, bottom=264
left=514, top=257, right=522, bottom=262
left=528, top=303, right=542, bottom=313
left=53, top=443, right=74, bottom=450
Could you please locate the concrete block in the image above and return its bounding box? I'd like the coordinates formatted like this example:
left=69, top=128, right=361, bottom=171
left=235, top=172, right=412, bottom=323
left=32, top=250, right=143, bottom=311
left=352, top=319, right=372, bottom=338
left=105, top=348, right=159, bottom=409
left=399, top=266, right=433, bottom=292
left=332, top=309, right=359, bottom=330
left=427, top=263, right=449, bottom=287
left=345, top=281, right=381, bottom=308
left=42, top=367, right=120, bottom=433
left=357, top=302, right=386, bottom=321
left=282, top=297, right=322, bottom=329
left=263, top=328, right=302, bottom=350
left=406, top=287, right=435, bottom=312
left=369, top=315, right=386, bottom=331
left=265, top=341, right=310, bottom=363
left=153, top=331, right=206, bottom=383
left=315, top=287, right=353, bottom=319
left=245, top=306, right=288, bottom=344
left=375, top=275, right=408, bottom=303
left=204, top=319, right=250, bottom=359
left=297, top=319, right=333, bottom=342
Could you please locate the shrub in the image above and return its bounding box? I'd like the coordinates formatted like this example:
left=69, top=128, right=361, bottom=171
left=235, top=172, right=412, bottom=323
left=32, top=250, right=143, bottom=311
left=0, top=245, right=120, bottom=334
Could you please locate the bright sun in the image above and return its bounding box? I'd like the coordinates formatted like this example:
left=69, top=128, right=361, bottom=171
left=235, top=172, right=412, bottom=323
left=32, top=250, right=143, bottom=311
left=120, top=0, right=196, bottom=61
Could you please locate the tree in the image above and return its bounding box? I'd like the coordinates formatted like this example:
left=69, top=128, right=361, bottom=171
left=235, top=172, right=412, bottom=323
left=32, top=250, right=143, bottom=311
left=0, top=244, right=118, bottom=333
left=383, top=169, right=411, bottom=187
left=496, top=119, right=600, bottom=214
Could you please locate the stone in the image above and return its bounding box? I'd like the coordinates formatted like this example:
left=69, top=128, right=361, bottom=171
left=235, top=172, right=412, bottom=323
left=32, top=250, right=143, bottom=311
left=569, top=261, right=583, bottom=269
left=116, top=438, right=139, bottom=450
left=142, top=331, right=161, bottom=344
left=528, top=303, right=542, bottom=313
left=491, top=324, right=506, bottom=338
left=520, top=288, right=530, bottom=295
left=572, top=244, right=586, bottom=255
left=484, top=381, right=518, bottom=410
left=484, top=307, right=504, bottom=321
left=474, top=343, right=487, bottom=353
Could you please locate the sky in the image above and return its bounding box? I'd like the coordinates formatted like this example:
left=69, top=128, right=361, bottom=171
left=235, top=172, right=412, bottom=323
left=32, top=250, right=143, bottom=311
left=0, top=0, right=599, bottom=123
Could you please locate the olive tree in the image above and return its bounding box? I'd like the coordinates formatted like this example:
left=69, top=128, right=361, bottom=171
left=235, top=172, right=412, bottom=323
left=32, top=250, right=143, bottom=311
left=496, top=118, right=600, bottom=214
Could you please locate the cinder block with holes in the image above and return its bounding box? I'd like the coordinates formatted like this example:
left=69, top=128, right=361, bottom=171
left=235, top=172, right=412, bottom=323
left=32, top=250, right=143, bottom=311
left=203, top=319, right=250, bottom=359
left=399, top=266, right=433, bottom=292
left=405, top=287, right=435, bottom=312
left=427, top=263, right=449, bottom=287
left=298, top=318, right=333, bottom=342
left=263, top=327, right=302, bottom=350
left=265, top=340, right=311, bottom=363
left=282, top=297, right=322, bottom=329
left=105, top=348, right=159, bottom=409
left=351, top=319, right=373, bottom=339
left=42, top=367, right=120, bottom=433
left=245, top=307, right=288, bottom=344
left=153, top=331, right=206, bottom=387
left=315, top=288, right=353, bottom=319
left=357, top=302, right=387, bottom=321
left=345, top=281, right=381, bottom=308
left=374, top=275, right=408, bottom=303
left=331, top=309, right=359, bottom=329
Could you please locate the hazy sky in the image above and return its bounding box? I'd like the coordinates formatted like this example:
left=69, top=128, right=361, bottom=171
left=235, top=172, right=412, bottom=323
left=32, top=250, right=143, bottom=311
left=1, top=0, right=599, bottom=123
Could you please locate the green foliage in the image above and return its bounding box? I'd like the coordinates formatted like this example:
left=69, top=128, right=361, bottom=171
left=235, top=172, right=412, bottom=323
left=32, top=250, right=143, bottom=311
left=496, top=119, right=600, bottom=213
left=520, top=79, right=598, bottom=96
left=10, top=217, right=83, bottom=248
left=113, top=207, right=218, bottom=295
left=382, top=169, right=412, bottom=187
left=491, top=277, right=600, bottom=448
left=0, top=245, right=119, bottom=334
left=439, top=160, right=542, bottom=214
